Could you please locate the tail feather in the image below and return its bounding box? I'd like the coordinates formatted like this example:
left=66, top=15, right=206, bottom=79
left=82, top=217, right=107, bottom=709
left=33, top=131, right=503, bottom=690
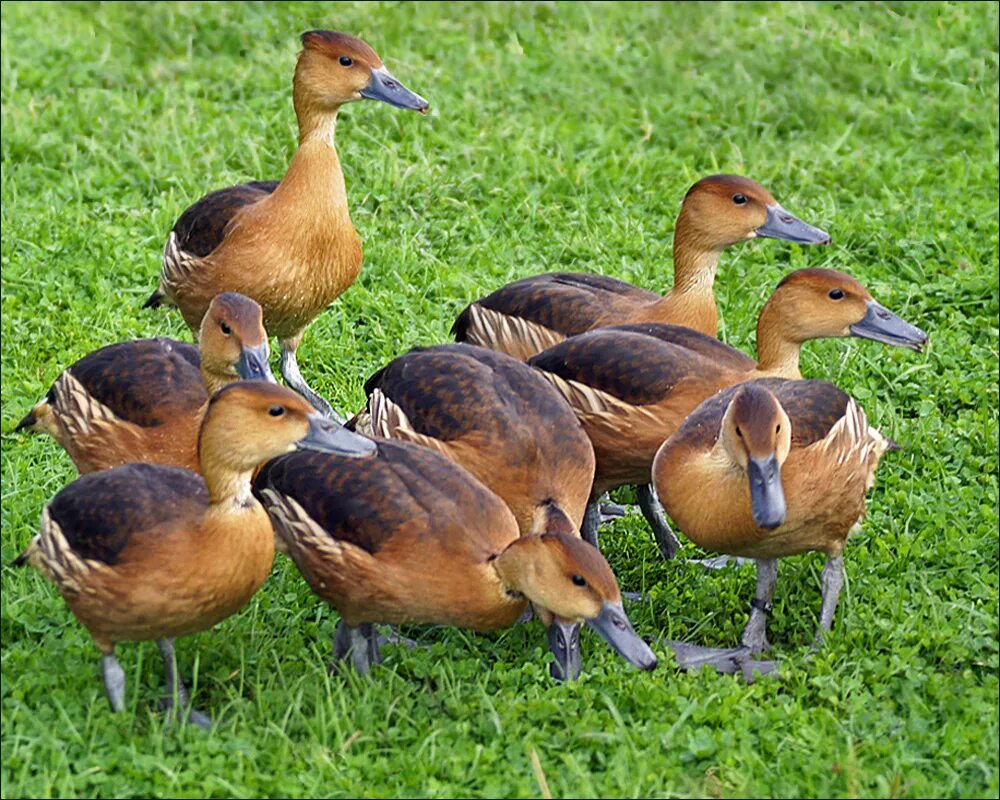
left=14, top=410, right=37, bottom=432
left=11, top=550, right=29, bottom=568
left=142, top=289, right=165, bottom=309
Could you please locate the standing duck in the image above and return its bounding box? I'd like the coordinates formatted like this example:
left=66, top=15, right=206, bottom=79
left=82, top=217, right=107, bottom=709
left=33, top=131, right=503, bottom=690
left=254, top=439, right=656, bottom=681
left=12, top=382, right=376, bottom=726
left=15, top=292, right=274, bottom=474
left=528, top=268, right=926, bottom=556
left=144, top=30, right=428, bottom=417
left=452, top=174, right=830, bottom=361
left=652, top=379, right=897, bottom=668
left=350, top=343, right=596, bottom=539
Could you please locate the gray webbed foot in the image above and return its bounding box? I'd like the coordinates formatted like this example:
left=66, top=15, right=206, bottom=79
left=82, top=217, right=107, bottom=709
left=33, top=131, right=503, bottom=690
left=664, top=641, right=779, bottom=683
left=688, top=554, right=752, bottom=570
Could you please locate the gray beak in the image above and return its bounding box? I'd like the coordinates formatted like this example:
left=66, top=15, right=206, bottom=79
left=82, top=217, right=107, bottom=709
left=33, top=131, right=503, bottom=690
left=756, top=204, right=831, bottom=245
left=297, top=414, right=378, bottom=457
left=236, top=344, right=275, bottom=383
left=850, top=300, right=928, bottom=352
left=547, top=619, right=582, bottom=682
left=747, top=455, right=786, bottom=530
left=586, top=602, right=657, bottom=671
left=360, top=66, right=429, bottom=113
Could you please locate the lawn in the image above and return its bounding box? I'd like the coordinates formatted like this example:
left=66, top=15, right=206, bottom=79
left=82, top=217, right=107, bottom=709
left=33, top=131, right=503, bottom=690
left=1, top=1, right=997, bottom=797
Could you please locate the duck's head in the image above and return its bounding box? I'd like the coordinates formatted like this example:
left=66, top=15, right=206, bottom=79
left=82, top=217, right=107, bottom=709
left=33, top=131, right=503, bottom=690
left=198, top=293, right=275, bottom=387
left=295, top=30, right=428, bottom=114
left=719, top=383, right=791, bottom=531
left=201, top=382, right=377, bottom=475
left=495, top=532, right=657, bottom=680
left=678, top=175, right=831, bottom=250
left=763, top=268, right=928, bottom=350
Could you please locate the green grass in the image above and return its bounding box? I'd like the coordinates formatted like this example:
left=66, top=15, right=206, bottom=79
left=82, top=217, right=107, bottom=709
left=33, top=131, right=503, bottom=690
left=2, top=1, right=997, bottom=797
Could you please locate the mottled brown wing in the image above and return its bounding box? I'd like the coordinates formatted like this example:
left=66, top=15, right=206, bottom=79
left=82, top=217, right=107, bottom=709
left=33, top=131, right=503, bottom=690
left=64, top=338, right=207, bottom=428
left=607, top=323, right=757, bottom=372
left=171, top=181, right=279, bottom=258
left=529, top=329, right=715, bottom=406
left=364, top=344, right=577, bottom=441
left=254, top=440, right=502, bottom=555
left=46, top=464, right=209, bottom=565
left=771, top=379, right=852, bottom=446
left=669, top=378, right=851, bottom=451
left=452, top=272, right=658, bottom=341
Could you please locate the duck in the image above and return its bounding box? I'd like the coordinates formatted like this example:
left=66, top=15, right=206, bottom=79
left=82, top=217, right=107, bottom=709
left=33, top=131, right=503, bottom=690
left=15, top=292, right=275, bottom=474
left=651, top=379, right=897, bottom=668
left=350, top=343, right=596, bottom=539
left=253, top=438, right=657, bottom=681
left=452, top=174, right=830, bottom=361
left=12, top=382, right=377, bottom=727
left=527, top=268, right=927, bottom=556
left=143, top=30, right=428, bottom=418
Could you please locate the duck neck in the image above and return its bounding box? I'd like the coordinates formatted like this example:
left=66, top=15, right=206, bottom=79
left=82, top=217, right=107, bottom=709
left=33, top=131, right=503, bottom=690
left=197, top=427, right=257, bottom=509
left=647, top=214, right=724, bottom=334
left=668, top=246, right=722, bottom=297
left=200, top=366, right=233, bottom=397
left=754, top=299, right=804, bottom=379
left=491, top=537, right=541, bottom=598
left=276, top=87, right=350, bottom=222
left=531, top=502, right=576, bottom=536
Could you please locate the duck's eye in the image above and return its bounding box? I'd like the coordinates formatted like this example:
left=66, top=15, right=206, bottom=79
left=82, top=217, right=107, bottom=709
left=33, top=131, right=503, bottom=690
left=776, top=424, right=781, bottom=434
left=571, top=575, right=587, bottom=587
left=736, top=426, right=743, bottom=438
left=828, top=288, right=845, bottom=300
left=268, top=405, right=285, bottom=418
left=732, top=193, right=748, bottom=205
left=220, top=322, right=232, bottom=335
left=339, top=55, right=353, bottom=67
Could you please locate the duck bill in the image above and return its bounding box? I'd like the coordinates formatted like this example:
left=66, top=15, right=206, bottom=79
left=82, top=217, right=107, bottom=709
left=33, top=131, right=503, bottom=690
left=236, top=344, right=275, bottom=383
left=850, top=301, right=928, bottom=351
left=360, top=66, right=429, bottom=113
left=298, top=414, right=378, bottom=457
left=747, top=455, right=786, bottom=530
left=586, top=602, right=657, bottom=671
left=756, top=204, right=831, bottom=245
left=547, top=619, right=582, bottom=682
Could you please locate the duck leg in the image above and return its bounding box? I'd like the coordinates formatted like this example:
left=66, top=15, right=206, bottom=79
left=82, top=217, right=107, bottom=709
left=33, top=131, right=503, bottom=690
left=280, top=335, right=343, bottom=422
left=100, top=652, right=126, bottom=713
left=636, top=484, right=680, bottom=560
left=813, top=555, right=845, bottom=649
left=157, top=638, right=212, bottom=729
left=332, top=621, right=383, bottom=675
left=581, top=501, right=602, bottom=548
left=740, top=558, right=779, bottom=653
